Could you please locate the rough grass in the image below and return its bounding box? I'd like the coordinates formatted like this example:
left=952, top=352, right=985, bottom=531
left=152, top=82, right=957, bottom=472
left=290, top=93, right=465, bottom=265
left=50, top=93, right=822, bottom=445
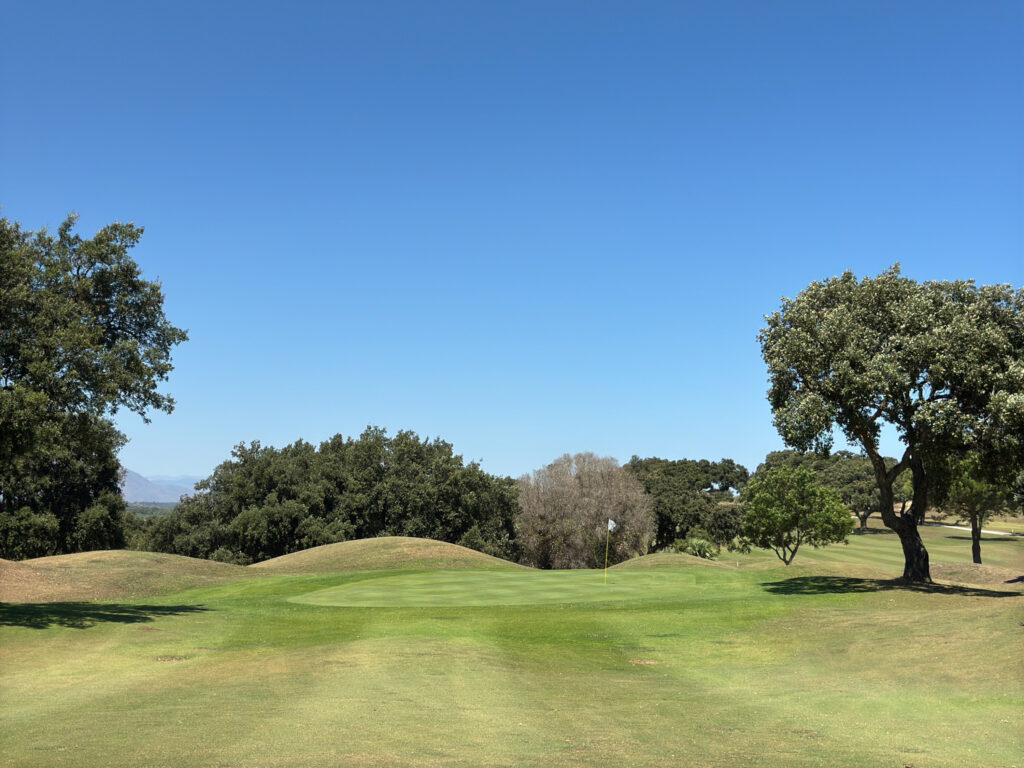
left=250, top=536, right=524, bottom=574
left=0, top=550, right=248, bottom=602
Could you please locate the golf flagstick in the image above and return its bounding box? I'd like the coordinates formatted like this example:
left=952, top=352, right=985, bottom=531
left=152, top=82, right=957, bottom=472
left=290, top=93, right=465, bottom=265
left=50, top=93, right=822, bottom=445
left=604, top=518, right=616, bottom=583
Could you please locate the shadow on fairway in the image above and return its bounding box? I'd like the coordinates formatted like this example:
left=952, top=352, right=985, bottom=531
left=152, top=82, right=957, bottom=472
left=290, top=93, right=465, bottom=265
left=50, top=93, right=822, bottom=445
left=0, top=602, right=209, bottom=630
left=851, top=528, right=895, bottom=535
left=943, top=535, right=1015, bottom=543
left=761, top=576, right=1021, bottom=598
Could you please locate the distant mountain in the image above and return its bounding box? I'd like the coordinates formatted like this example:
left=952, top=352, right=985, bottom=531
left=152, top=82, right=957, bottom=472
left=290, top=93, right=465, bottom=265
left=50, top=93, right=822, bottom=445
left=121, top=470, right=196, bottom=504
left=147, top=474, right=204, bottom=486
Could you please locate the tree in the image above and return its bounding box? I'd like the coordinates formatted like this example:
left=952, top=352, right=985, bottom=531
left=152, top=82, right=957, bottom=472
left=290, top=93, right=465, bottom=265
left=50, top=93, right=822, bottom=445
left=517, top=453, right=655, bottom=569
left=625, top=456, right=747, bottom=549
left=760, top=267, right=1024, bottom=582
left=760, top=449, right=912, bottom=531
left=146, top=427, right=519, bottom=564
left=936, top=456, right=1015, bottom=564
left=0, top=215, right=187, bottom=558
left=741, top=466, right=853, bottom=565
left=1014, top=471, right=1024, bottom=515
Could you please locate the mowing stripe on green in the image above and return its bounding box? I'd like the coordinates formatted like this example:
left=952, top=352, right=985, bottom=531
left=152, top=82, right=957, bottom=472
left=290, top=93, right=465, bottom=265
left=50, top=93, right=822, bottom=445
left=288, top=570, right=742, bottom=607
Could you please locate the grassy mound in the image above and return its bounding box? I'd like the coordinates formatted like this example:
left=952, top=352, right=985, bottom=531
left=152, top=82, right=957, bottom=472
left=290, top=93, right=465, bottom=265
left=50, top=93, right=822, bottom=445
left=0, top=550, right=248, bottom=603
left=611, top=552, right=732, bottom=569
left=250, top=536, right=525, bottom=574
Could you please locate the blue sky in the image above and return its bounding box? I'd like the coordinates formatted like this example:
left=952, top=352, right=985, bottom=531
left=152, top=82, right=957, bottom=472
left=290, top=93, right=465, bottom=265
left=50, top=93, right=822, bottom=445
left=2, top=1, right=1021, bottom=481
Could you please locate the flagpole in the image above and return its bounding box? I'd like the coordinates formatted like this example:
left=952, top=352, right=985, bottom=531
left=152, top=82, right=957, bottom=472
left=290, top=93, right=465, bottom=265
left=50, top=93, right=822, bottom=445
left=604, top=526, right=610, bottom=584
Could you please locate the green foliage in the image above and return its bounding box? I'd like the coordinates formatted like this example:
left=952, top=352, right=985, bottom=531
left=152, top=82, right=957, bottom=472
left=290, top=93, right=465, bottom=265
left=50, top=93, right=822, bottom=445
left=936, top=455, right=1016, bottom=564
left=760, top=449, right=911, bottom=531
left=0, top=215, right=186, bottom=559
left=625, top=456, right=747, bottom=549
left=760, top=266, right=1024, bottom=581
left=0, top=506, right=60, bottom=559
left=144, top=427, right=519, bottom=564
left=741, top=466, right=854, bottom=565
left=672, top=527, right=721, bottom=559
left=516, top=453, right=655, bottom=569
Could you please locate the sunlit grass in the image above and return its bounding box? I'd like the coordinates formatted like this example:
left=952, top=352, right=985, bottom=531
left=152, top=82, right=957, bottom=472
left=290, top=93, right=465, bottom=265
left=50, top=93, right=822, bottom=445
left=1, top=530, right=1021, bottom=767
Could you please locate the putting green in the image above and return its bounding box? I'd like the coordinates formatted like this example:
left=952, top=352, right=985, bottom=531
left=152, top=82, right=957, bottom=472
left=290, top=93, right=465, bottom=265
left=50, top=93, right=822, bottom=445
left=289, top=569, right=720, bottom=607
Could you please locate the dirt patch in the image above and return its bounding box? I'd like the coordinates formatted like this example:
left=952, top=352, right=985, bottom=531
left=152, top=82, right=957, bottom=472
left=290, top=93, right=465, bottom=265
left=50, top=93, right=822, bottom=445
left=629, top=659, right=659, bottom=665
left=155, top=656, right=187, bottom=662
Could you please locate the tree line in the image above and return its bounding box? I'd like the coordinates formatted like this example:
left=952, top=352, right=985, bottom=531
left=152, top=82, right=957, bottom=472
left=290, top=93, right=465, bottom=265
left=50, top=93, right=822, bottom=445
left=137, top=428, right=520, bottom=564
left=3, top=216, right=1021, bottom=578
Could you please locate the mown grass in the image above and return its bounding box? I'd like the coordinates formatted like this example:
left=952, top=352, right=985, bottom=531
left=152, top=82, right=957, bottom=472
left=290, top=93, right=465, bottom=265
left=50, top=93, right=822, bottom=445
left=1, top=531, right=1021, bottom=767
left=716, top=517, right=1024, bottom=577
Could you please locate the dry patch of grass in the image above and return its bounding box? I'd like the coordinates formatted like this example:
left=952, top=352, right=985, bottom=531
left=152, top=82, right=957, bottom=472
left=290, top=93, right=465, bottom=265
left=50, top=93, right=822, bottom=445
left=250, top=536, right=524, bottom=574
left=0, top=550, right=248, bottom=603
left=931, top=562, right=1024, bottom=590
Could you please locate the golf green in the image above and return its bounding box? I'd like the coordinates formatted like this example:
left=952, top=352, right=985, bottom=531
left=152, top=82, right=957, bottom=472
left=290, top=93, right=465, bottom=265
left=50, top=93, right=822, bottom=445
left=289, top=569, right=726, bottom=607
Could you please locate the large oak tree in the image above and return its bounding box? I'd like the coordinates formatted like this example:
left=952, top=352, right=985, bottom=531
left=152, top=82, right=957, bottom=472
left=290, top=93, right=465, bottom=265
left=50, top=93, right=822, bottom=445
left=0, top=215, right=187, bottom=558
left=760, top=266, right=1023, bottom=582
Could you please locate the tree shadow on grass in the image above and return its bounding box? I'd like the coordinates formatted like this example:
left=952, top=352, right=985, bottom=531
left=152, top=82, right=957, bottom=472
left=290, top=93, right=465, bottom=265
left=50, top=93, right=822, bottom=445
left=761, top=576, right=1021, bottom=599
left=0, top=602, right=209, bottom=630
left=943, top=535, right=1017, bottom=543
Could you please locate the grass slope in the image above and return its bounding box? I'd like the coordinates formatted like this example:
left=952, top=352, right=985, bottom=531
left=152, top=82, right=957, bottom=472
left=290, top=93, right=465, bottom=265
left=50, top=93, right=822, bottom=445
left=0, top=550, right=248, bottom=603
left=250, top=536, right=524, bottom=574
left=720, top=518, right=1024, bottom=577
left=612, top=551, right=730, bottom=569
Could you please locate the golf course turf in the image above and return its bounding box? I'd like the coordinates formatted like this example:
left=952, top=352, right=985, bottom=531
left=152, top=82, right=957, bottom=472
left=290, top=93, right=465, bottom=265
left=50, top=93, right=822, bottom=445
left=2, top=528, right=1021, bottom=767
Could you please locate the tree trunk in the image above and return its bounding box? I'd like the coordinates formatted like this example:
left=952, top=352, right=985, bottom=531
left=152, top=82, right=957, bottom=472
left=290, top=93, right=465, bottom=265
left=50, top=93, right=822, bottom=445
left=970, top=513, right=982, bottom=565
left=856, top=511, right=870, bottom=531
left=896, top=522, right=931, bottom=582
left=870, top=449, right=932, bottom=583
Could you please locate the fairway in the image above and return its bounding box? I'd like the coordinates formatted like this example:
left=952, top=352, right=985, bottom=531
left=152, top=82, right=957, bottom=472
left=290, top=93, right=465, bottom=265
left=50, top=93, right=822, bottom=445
left=2, top=535, right=1022, bottom=768
left=291, top=569, right=716, bottom=607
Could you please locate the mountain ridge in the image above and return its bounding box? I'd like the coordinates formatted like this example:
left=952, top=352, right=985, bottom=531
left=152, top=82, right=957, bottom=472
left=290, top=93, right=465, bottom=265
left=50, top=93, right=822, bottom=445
left=120, top=469, right=197, bottom=504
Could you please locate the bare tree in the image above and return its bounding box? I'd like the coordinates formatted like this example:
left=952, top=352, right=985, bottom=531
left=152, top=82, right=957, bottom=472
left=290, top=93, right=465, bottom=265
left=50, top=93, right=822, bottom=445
left=516, top=453, right=655, bottom=569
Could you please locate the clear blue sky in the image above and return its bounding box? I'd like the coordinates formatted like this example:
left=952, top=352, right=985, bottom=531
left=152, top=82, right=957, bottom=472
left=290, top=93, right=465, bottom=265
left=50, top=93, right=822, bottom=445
left=2, top=1, right=1021, bottom=481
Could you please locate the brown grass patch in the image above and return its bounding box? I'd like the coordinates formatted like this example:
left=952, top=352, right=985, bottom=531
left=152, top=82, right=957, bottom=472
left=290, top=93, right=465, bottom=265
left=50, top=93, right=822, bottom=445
left=0, top=550, right=248, bottom=603
left=931, top=562, right=1024, bottom=590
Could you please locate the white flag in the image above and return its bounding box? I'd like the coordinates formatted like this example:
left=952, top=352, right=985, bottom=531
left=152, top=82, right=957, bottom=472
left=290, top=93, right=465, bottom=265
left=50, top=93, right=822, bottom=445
left=608, top=518, right=616, bottom=532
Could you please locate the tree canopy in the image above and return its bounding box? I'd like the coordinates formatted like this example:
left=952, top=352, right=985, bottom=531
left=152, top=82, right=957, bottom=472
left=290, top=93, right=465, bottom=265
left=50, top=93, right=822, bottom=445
left=935, top=455, right=1016, bottom=564
left=145, top=427, right=519, bottom=564
left=625, top=456, right=746, bottom=549
left=760, top=266, right=1023, bottom=582
left=759, top=449, right=911, bottom=531
left=516, top=453, right=655, bottom=569
left=741, top=465, right=853, bottom=565
left=0, top=216, right=187, bottom=558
